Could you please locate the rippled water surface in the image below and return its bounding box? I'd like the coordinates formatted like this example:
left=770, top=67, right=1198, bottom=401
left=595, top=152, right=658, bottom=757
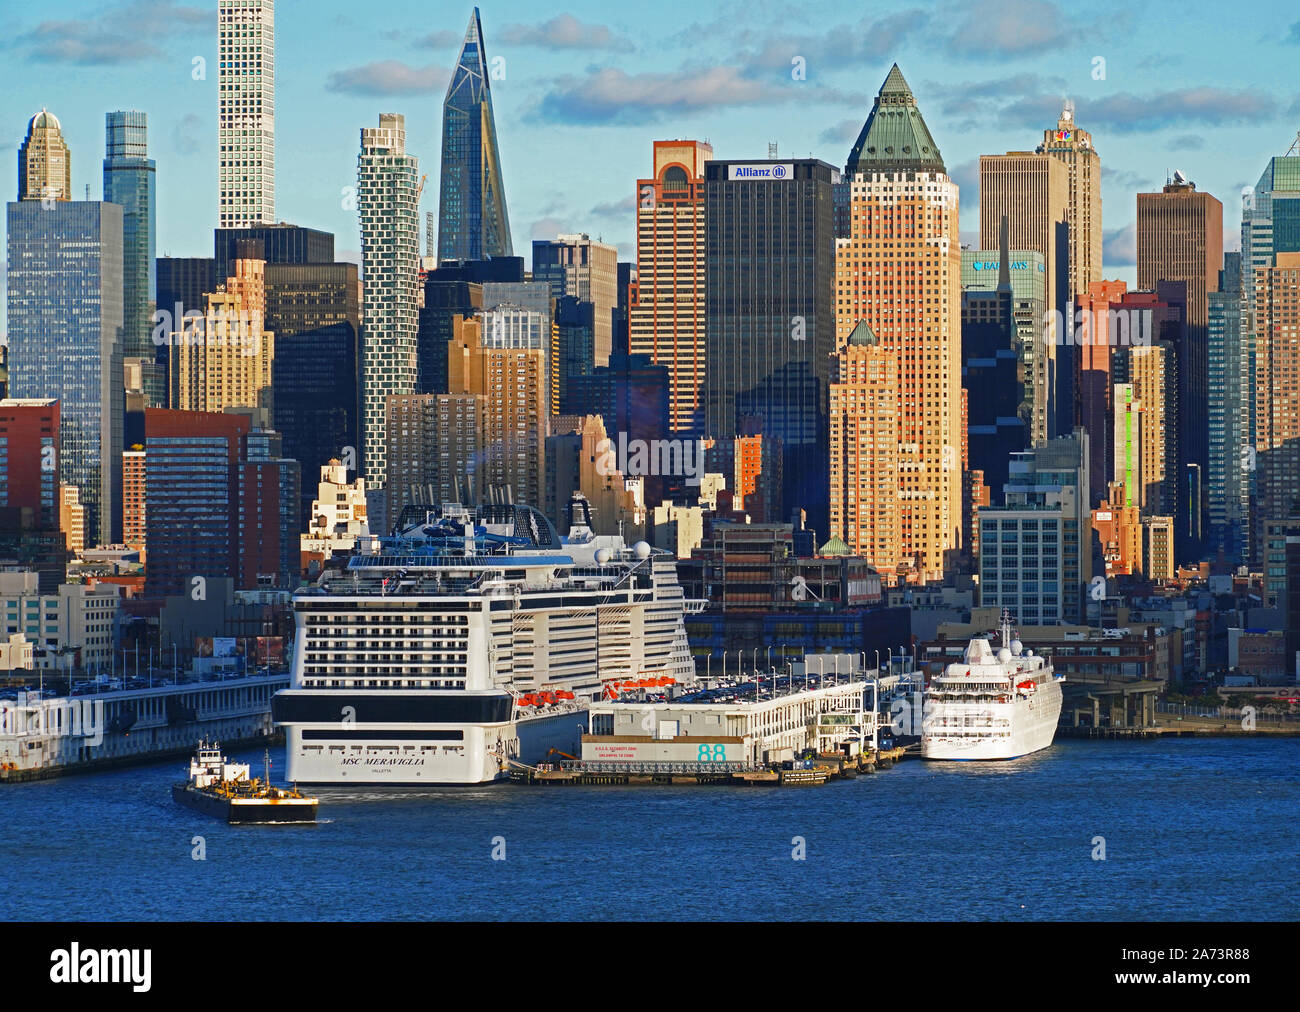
left=4, top=737, right=1296, bottom=920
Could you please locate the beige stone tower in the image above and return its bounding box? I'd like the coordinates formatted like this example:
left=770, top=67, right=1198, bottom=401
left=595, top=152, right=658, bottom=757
left=837, top=65, right=963, bottom=582
left=1039, top=102, right=1103, bottom=296
left=19, top=109, right=72, bottom=202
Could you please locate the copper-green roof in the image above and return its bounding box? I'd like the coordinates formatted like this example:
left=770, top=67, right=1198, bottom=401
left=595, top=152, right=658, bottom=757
left=819, top=535, right=852, bottom=556
left=846, top=320, right=879, bottom=346
left=846, top=64, right=945, bottom=176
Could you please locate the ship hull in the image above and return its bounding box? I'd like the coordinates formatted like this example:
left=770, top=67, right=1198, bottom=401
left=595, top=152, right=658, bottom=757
left=922, top=681, right=1063, bottom=761
left=171, top=784, right=318, bottom=824
left=283, top=707, right=589, bottom=787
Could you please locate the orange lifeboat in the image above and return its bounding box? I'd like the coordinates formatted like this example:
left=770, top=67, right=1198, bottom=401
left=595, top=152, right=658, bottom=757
left=1016, top=680, right=1035, bottom=690
left=556, top=690, right=575, bottom=700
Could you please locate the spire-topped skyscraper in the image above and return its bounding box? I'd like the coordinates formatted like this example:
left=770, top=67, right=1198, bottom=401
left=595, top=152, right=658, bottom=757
left=835, top=64, right=962, bottom=583
left=845, top=64, right=945, bottom=176
left=1038, top=100, right=1102, bottom=296
left=437, top=8, right=512, bottom=263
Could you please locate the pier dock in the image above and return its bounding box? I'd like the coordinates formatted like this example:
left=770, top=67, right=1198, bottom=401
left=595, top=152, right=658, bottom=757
left=510, top=747, right=907, bottom=787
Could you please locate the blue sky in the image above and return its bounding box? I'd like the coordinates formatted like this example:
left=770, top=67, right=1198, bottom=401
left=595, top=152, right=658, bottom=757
left=3, top=0, right=1300, bottom=306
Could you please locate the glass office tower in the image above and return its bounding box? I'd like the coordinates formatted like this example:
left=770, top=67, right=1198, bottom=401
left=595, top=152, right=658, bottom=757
left=104, top=110, right=160, bottom=406
left=437, top=7, right=512, bottom=263
left=6, top=201, right=124, bottom=545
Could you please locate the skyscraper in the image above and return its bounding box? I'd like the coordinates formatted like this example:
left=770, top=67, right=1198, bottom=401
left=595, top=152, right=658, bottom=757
left=144, top=408, right=249, bottom=598
left=1112, top=384, right=1144, bottom=510
left=979, top=151, right=1070, bottom=443
left=532, top=233, right=617, bottom=367
left=357, top=113, right=420, bottom=485
left=961, top=219, right=1027, bottom=500
left=218, top=0, right=275, bottom=227
left=1073, top=278, right=1129, bottom=502
left=707, top=156, right=836, bottom=535
left=6, top=200, right=124, bottom=546
left=1038, top=102, right=1103, bottom=297
left=0, top=398, right=60, bottom=530
left=385, top=392, right=487, bottom=522
left=447, top=316, right=545, bottom=507
left=1254, top=252, right=1300, bottom=557
left=167, top=246, right=275, bottom=427
left=104, top=111, right=160, bottom=406
left=1115, top=343, right=1171, bottom=514
left=828, top=324, right=899, bottom=567
left=417, top=273, right=483, bottom=395
left=266, top=261, right=361, bottom=525
left=978, top=429, right=1092, bottom=624
left=630, top=140, right=711, bottom=434
left=836, top=64, right=961, bottom=581
left=1137, top=174, right=1223, bottom=559
left=1239, top=150, right=1300, bottom=562
left=960, top=247, right=1047, bottom=439
left=437, top=8, right=512, bottom=262
left=18, top=109, right=71, bottom=203
left=1208, top=252, right=1248, bottom=560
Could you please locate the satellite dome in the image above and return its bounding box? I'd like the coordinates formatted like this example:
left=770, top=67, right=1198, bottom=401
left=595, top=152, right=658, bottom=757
left=1010, top=640, right=1023, bottom=656
left=633, top=541, right=651, bottom=560
left=593, top=548, right=610, bottom=566
left=997, top=648, right=1012, bottom=663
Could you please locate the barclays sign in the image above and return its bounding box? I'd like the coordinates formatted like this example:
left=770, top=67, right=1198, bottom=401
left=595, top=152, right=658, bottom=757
left=970, top=260, right=1043, bottom=272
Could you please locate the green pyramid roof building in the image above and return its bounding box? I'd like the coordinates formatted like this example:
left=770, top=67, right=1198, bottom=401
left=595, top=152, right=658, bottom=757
left=846, top=64, right=945, bottom=176
left=846, top=320, right=879, bottom=346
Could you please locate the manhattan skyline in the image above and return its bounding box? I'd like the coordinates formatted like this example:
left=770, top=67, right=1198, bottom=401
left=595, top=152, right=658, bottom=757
left=1, top=0, right=1299, bottom=306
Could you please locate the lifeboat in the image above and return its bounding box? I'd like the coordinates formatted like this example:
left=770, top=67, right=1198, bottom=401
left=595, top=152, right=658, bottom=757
left=1016, top=680, right=1035, bottom=691
left=556, top=690, right=575, bottom=700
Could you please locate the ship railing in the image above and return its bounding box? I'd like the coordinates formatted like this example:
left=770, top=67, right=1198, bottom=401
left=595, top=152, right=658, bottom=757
left=560, top=760, right=758, bottom=775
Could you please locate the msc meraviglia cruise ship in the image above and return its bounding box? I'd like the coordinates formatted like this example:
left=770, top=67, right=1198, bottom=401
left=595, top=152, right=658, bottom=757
left=271, top=499, right=697, bottom=786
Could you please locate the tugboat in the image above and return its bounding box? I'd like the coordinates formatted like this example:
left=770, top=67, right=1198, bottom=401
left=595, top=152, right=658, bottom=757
left=172, top=740, right=318, bottom=824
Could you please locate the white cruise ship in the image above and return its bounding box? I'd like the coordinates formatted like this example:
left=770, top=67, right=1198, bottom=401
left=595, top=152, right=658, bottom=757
left=921, top=615, right=1064, bottom=761
left=271, top=498, right=697, bottom=786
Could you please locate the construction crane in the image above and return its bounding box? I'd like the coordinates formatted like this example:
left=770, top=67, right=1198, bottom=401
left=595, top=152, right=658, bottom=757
left=416, top=173, right=428, bottom=200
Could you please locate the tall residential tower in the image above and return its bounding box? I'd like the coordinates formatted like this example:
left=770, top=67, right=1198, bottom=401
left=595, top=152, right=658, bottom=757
left=218, top=0, right=275, bottom=227
left=357, top=114, right=421, bottom=489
